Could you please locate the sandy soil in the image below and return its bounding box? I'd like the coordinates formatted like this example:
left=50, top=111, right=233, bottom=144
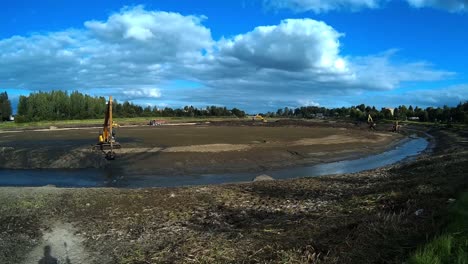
left=21, top=222, right=92, bottom=264
left=0, top=127, right=466, bottom=264
left=0, top=120, right=402, bottom=175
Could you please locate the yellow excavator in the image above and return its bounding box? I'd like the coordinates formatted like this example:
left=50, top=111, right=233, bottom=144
left=367, top=114, right=376, bottom=130
left=392, top=120, right=401, bottom=133
left=252, top=114, right=267, bottom=123
left=93, top=96, right=121, bottom=159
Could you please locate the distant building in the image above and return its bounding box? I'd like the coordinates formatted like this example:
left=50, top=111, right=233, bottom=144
left=8, top=115, right=14, bottom=121
left=408, top=116, right=419, bottom=121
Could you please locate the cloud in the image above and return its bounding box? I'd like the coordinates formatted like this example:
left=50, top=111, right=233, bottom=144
left=406, top=0, right=467, bottom=12
left=349, top=49, right=454, bottom=90
left=84, top=6, right=212, bottom=60
left=264, top=0, right=383, bottom=13
left=121, top=88, right=162, bottom=100
left=405, top=85, right=468, bottom=106
left=298, top=99, right=320, bottom=106
left=0, top=5, right=212, bottom=90
left=217, top=19, right=346, bottom=72
left=265, top=0, right=468, bottom=12
left=187, top=19, right=450, bottom=98
left=0, top=6, right=457, bottom=111
left=370, top=85, right=468, bottom=107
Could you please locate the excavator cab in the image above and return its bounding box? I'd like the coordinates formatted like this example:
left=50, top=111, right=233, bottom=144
left=93, top=96, right=121, bottom=159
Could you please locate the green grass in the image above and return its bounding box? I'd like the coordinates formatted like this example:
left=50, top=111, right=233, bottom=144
left=0, top=116, right=249, bottom=130
left=0, top=115, right=288, bottom=130
left=409, top=192, right=468, bottom=264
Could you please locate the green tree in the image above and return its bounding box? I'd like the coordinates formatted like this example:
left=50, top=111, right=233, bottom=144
left=231, top=108, right=245, bottom=118
left=0, top=92, right=12, bottom=121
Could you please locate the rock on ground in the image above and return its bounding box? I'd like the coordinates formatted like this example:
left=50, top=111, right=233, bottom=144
left=253, top=174, right=275, bottom=181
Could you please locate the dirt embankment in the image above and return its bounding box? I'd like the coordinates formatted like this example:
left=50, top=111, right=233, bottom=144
left=0, top=121, right=402, bottom=175
left=0, top=126, right=466, bottom=263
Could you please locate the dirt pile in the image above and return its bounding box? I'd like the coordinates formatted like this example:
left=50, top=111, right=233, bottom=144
left=0, top=147, right=108, bottom=169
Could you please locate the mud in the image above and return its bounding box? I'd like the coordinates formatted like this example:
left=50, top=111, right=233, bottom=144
left=0, top=121, right=402, bottom=175
left=0, top=126, right=466, bottom=263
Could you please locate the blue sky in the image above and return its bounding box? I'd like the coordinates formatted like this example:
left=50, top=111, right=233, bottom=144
left=1, top=0, right=467, bottom=112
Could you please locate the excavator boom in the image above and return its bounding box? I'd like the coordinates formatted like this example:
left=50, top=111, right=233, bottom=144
left=93, top=96, right=120, bottom=159
left=102, top=96, right=113, bottom=143
left=367, top=114, right=376, bottom=130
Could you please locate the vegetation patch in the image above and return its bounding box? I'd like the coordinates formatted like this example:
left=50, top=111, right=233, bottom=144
left=409, top=192, right=468, bottom=264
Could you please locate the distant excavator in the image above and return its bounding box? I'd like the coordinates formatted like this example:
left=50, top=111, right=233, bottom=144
left=93, top=96, right=121, bottom=160
left=367, top=113, right=401, bottom=132
left=252, top=114, right=267, bottom=123
left=392, top=120, right=401, bottom=133
left=367, top=114, right=376, bottom=130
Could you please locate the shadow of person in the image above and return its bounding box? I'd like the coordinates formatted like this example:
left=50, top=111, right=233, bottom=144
left=64, top=242, right=72, bottom=264
left=38, top=245, right=58, bottom=264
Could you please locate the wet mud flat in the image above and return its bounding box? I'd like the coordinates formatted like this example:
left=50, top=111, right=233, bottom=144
left=0, top=120, right=403, bottom=175
left=0, top=127, right=467, bottom=263
left=0, top=137, right=428, bottom=188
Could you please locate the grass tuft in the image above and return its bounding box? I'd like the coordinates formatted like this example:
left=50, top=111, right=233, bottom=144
left=409, top=192, right=468, bottom=264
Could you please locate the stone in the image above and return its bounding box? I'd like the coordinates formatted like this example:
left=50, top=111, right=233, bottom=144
left=253, top=174, right=275, bottom=182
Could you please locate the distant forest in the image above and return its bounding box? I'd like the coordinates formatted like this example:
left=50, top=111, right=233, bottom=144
left=0, top=90, right=466, bottom=124
left=13, top=91, right=246, bottom=122
left=264, top=103, right=468, bottom=123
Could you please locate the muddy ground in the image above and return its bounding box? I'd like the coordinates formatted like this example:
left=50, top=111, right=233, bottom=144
left=0, top=125, right=467, bottom=263
left=0, top=120, right=402, bottom=175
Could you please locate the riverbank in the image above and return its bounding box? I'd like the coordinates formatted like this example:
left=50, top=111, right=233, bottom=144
left=0, top=125, right=466, bottom=263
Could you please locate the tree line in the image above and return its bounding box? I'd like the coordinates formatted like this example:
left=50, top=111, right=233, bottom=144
left=3, top=90, right=467, bottom=124
left=0, top=92, right=12, bottom=121
left=14, top=91, right=247, bottom=122
left=263, top=102, right=468, bottom=123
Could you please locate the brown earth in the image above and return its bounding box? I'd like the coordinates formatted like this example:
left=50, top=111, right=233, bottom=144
left=0, top=120, right=402, bottom=175
left=0, top=124, right=467, bottom=263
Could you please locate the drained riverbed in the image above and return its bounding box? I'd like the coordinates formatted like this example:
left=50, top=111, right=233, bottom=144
left=0, top=137, right=428, bottom=188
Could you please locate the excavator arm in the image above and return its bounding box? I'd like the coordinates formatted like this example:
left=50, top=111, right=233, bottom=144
left=367, top=114, right=373, bottom=124
left=102, top=96, right=113, bottom=143
left=367, top=114, right=376, bottom=130
left=93, top=96, right=120, bottom=159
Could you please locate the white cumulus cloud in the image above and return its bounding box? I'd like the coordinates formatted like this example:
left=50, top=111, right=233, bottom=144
left=217, top=19, right=347, bottom=72
left=0, top=6, right=212, bottom=90
left=406, top=0, right=467, bottom=12
left=348, top=49, right=454, bottom=90
left=264, top=0, right=384, bottom=13
left=122, top=88, right=162, bottom=99
left=188, top=19, right=451, bottom=95
left=0, top=5, right=458, bottom=110
left=265, top=0, right=468, bottom=12
left=84, top=6, right=212, bottom=59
